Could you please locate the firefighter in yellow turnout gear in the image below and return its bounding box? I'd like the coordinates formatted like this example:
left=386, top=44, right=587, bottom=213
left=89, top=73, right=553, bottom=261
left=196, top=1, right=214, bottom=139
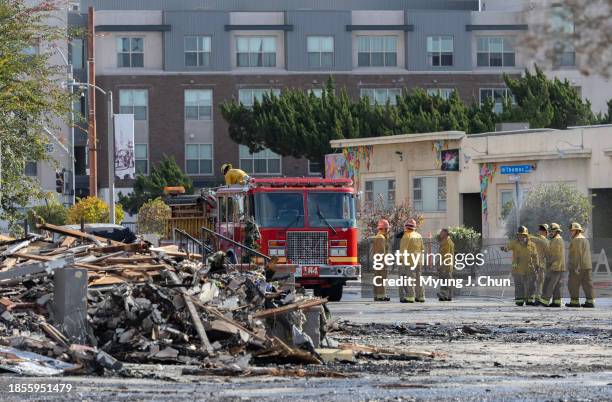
left=372, top=219, right=391, bottom=301
left=437, top=228, right=455, bottom=301
left=566, top=222, right=595, bottom=308
left=399, top=219, right=425, bottom=303
left=502, top=226, right=539, bottom=306
left=530, top=224, right=550, bottom=305
left=221, top=163, right=250, bottom=185
left=539, top=223, right=565, bottom=308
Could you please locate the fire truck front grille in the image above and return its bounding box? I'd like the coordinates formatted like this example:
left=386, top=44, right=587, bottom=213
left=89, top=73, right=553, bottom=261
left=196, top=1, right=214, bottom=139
left=286, top=231, right=328, bottom=265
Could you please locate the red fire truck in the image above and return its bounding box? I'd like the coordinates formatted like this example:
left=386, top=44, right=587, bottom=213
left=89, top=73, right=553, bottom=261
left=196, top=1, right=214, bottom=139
left=213, top=177, right=360, bottom=301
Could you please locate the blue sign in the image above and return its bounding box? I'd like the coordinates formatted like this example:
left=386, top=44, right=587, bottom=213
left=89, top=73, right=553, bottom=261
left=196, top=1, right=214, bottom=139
left=500, top=165, right=533, bottom=175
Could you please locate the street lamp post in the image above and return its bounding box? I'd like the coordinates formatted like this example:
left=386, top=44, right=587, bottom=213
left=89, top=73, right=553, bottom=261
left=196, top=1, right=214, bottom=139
left=65, top=81, right=115, bottom=224
left=52, top=47, right=76, bottom=205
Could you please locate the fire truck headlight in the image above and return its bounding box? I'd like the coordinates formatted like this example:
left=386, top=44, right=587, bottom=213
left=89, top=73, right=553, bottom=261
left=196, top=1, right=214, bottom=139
left=344, top=266, right=356, bottom=276
left=269, top=248, right=285, bottom=257
left=330, top=247, right=347, bottom=257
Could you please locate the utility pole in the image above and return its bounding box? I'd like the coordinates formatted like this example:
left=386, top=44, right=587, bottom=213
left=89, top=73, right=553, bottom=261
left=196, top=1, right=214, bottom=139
left=87, top=6, right=97, bottom=197
left=107, top=92, right=115, bottom=224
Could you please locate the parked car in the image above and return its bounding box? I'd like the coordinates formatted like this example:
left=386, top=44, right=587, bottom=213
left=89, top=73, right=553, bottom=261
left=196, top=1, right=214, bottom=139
left=57, top=224, right=137, bottom=244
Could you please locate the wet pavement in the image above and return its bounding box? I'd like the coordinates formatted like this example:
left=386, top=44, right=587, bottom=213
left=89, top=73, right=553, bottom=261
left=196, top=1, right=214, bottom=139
left=1, top=284, right=611, bottom=401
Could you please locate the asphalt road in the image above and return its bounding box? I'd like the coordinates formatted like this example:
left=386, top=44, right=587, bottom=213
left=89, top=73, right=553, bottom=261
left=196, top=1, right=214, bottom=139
left=1, top=285, right=611, bottom=401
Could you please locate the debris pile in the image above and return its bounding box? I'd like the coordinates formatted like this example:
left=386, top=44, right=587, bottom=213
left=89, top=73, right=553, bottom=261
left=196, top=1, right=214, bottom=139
left=0, top=223, right=435, bottom=378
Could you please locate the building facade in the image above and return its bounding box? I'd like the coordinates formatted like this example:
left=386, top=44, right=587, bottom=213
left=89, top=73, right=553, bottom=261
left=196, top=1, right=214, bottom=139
left=69, top=0, right=610, bottom=201
left=329, top=125, right=612, bottom=241
left=72, top=0, right=535, bottom=198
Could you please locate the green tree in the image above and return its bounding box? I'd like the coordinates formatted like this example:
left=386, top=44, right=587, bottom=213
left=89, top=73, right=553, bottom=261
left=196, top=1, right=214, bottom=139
left=503, top=67, right=596, bottom=129
left=0, top=0, right=70, bottom=233
left=119, top=156, right=192, bottom=214
left=221, top=79, right=482, bottom=164
left=504, top=183, right=592, bottom=238
left=221, top=72, right=608, bottom=164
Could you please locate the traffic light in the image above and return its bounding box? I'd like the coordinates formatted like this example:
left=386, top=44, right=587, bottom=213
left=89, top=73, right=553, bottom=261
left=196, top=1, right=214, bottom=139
left=55, top=170, right=65, bottom=194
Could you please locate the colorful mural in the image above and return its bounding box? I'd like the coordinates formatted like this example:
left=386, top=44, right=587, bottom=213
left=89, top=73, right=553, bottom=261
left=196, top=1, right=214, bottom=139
left=479, top=163, right=497, bottom=223
left=325, top=146, right=373, bottom=191
left=432, top=140, right=450, bottom=169
left=325, top=153, right=349, bottom=179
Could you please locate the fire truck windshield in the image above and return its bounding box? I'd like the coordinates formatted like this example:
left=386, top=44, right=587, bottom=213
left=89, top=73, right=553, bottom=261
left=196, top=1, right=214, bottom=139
left=307, top=192, right=356, bottom=228
left=254, top=192, right=305, bottom=228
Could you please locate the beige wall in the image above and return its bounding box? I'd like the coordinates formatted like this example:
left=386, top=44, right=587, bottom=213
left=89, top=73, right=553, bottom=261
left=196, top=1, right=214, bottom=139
left=334, top=126, right=612, bottom=239
left=354, top=137, right=462, bottom=236
left=95, top=31, right=164, bottom=74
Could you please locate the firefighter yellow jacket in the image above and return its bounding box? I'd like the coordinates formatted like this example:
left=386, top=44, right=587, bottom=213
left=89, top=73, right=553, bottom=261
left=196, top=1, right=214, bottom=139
left=529, top=234, right=549, bottom=270
left=506, top=239, right=538, bottom=275
left=372, top=231, right=388, bottom=256
left=224, top=168, right=249, bottom=185
left=400, top=230, right=424, bottom=269
left=548, top=234, right=566, bottom=272
left=568, top=233, right=592, bottom=271
left=439, top=237, right=455, bottom=272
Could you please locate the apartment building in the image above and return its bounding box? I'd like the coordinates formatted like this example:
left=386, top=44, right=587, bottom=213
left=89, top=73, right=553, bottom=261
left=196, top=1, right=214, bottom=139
left=23, top=1, right=74, bottom=205
left=71, top=0, right=536, bottom=197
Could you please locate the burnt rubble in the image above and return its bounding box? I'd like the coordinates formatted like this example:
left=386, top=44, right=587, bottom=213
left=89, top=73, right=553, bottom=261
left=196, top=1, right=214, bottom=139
left=0, top=224, right=432, bottom=378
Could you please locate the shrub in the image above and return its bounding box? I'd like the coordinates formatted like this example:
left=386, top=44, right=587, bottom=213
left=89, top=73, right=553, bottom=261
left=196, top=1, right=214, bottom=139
left=505, top=183, right=592, bottom=238
left=448, top=226, right=482, bottom=255
left=68, top=196, right=125, bottom=224
left=27, top=193, right=68, bottom=228
left=137, top=198, right=171, bottom=235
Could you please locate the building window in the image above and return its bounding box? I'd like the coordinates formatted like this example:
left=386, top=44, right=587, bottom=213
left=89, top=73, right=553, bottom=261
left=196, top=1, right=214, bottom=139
left=427, top=88, right=454, bottom=100
left=25, top=161, right=37, bottom=177
left=186, top=144, right=213, bottom=175
left=413, top=176, right=446, bottom=212
left=480, top=88, right=515, bottom=114
left=357, top=36, right=397, bottom=67
left=364, top=179, right=395, bottom=207
left=360, top=88, right=401, bottom=105
left=238, top=88, right=281, bottom=108
left=185, top=36, right=211, bottom=67
left=477, top=37, right=515, bottom=67
left=236, top=37, right=276, bottom=67
left=69, top=38, right=84, bottom=69
left=135, top=144, right=148, bottom=175
left=308, top=159, right=324, bottom=175
left=185, top=89, right=212, bottom=120
left=553, top=42, right=576, bottom=67
left=551, top=6, right=576, bottom=67
left=309, top=88, right=324, bottom=98
left=117, top=37, right=144, bottom=68
left=500, top=190, right=514, bottom=220
left=427, top=36, right=453, bottom=67
left=239, top=145, right=281, bottom=174
left=307, top=36, right=334, bottom=67
left=119, top=89, right=148, bottom=120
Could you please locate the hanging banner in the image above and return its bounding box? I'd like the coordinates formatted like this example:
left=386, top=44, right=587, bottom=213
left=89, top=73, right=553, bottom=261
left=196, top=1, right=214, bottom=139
left=114, top=114, right=135, bottom=180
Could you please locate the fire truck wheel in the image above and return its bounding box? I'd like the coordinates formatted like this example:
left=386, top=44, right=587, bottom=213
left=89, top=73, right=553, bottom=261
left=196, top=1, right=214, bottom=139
left=326, top=284, right=344, bottom=302
left=226, top=251, right=238, bottom=264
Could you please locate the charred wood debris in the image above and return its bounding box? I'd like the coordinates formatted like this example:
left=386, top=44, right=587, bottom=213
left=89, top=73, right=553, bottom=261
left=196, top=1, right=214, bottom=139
left=0, top=224, right=435, bottom=378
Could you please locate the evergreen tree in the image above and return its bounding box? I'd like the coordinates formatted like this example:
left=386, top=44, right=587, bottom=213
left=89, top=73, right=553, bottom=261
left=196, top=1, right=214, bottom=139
left=221, top=72, right=608, bottom=164
left=119, top=156, right=192, bottom=214
left=503, top=66, right=596, bottom=129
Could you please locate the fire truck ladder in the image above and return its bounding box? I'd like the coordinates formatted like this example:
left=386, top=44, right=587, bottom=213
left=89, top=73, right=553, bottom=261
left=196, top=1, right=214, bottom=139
left=200, top=226, right=271, bottom=263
